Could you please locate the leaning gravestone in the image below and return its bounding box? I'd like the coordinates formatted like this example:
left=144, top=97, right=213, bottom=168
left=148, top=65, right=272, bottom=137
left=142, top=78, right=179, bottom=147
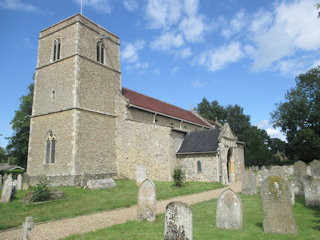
left=290, top=177, right=304, bottom=196
left=164, top=201, right=192, bottom=240
left=294, top=161, right=307, bottom=178
left=309, top=159, right=320, bottom=177
left=302, top=176, right=320, bottom=207
left=260, top=175, right=297, bottom=234
left=86, top=178, right=116, bottom=190
left=22, top=216, right=34, bottom=240
left=242, top=171, right=256, bottom=195
left=257, top=170, right=270, bottom=187
left=136, top=165, right=147, bottom=186
left=216, top=189, right=242, bottom=229
left=16, top=174, right=22, bottom=191
left=137, top=179, right=156, bottom=222
left=0, top=174, right=13, bottom=203
left=22, top=172, right=30, bottom=190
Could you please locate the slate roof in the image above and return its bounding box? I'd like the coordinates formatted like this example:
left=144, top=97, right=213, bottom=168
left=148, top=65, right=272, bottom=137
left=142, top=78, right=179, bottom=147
left=177, top=129, right=220, bottom=154
left=122, top=88, right=210, bottom=127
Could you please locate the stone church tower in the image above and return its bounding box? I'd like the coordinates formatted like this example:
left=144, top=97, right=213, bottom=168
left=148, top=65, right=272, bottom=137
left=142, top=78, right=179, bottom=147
left=28, top=14, right=120, bottom=185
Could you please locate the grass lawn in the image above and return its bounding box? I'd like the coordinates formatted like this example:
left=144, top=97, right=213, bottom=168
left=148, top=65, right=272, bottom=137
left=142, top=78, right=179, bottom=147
left=63, top=195, right=320, bottom=240
left=0, top=180, right=224, bottom=231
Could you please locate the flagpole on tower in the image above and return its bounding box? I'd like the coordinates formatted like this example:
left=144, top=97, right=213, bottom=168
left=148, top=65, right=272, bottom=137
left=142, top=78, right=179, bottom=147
left=81, top=0, right=83, bottom=15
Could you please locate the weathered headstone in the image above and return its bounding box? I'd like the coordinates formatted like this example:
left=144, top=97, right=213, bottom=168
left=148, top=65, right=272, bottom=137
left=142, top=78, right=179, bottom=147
left=257, top=169, right=270, bottom=187
left=260, top=175, right=297, bottom=234
left=0, top=174, right=13, bottom=203
left=22, top=172, right=30, bottom=190
left=136, top=165, right=147, bottom=186
left=290, top=177, right=304, bottom=196
left=86, top=178, right=116, bottom=190
left=16, top=174, right=23, bottom=191
left=216, top=189, right=242, bottom=229
left=164, top=201, right=192, bottom=240
left=255, top=166, right=259, bottom=171
left=22, top=216, right=34, bottom=240
left=0, top=174, right=2, bottom=189
left=261, top=166, right=266, bottom=171
left=137, top=179, right=156, bottom=222
left=309, top=159, right=320, bottom=177
left=294, top=160, right=307, bottom=178
left=242, top=171, right=256, bottom=195
left=302, top=176, right=320, bottom=207
left=270, top=166, right=288, bottom=180
left=306, top=165, right=311, bottom=176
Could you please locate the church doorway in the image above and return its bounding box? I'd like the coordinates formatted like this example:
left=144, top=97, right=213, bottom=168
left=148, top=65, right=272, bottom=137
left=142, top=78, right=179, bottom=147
left=227, top=148, right=235, bottom=183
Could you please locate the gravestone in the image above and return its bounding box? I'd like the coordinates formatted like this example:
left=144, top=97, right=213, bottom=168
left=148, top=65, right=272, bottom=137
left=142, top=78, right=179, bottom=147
left=22, top=172, right=30, bottom=190
left=3, top=173, right=8, bottom=186
left=257, top=170, right=270, bottom=187
left=294, top=161, right=307, bottom=178
left=136, top=165, right=147, bottom=186
left=309, top=159, right=320, bottom=177
left=216, top=189, right=242, bottom=229
left=290, top=177, right=304, bottom=196
left=289, top=184, right=295, bottom=206
left=270, top=166, right=287, bottom=180
left=16, top=174, right=22, bottom=191
left=164, top=201, right=192, bottom=240
left=255, top=166, right=259, bottom=171
left=302, top=176, right=320, bottom=207
left=137, top=179, right=156, bottom=222
left=86, top=178, right=116, bottom=190
left=306, top=166, right=311, bottom=176
left=260, top=175, right=297, bottom=234
left=22, top=216, right=34, bottom=240
left=0, top=174, right=2, bottom=189
left=242, top=171, right=256, bottom=195
left=0, top=174, right=13, bottom=203
left=261, top=166, right=266, bottom=171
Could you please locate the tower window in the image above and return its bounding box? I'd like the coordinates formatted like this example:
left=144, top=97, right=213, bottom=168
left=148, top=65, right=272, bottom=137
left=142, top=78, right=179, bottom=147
left=96, top=41, right=104, bottom=64
left=197, top=161, right=202, bottom=172
left=45, top=131, right=56, bottom=164
left=53, top=38, right=61, bottom=61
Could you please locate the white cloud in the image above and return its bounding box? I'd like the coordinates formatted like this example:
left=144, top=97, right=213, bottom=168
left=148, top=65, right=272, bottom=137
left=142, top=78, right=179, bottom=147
left=0, top=0, right=38, bottom=12
left=179, top=15, right=206, bottom=42
left=257, top=120, right=286, bottom=141
left=221, top=9, right=246, bottom=39
left=145, top=0, right=182, bottom=29
left=249, top=0, right=320, bottom=71
left=121, top=40, right=145, bottom=63
left=312, top=60, right=320, bottom=68
left=197, top=42, right=244, bottom=72
left=153, top=68, right=161, bottom=75
left=173, top=47, right=192, bottom=59
left=150, top=31, right=184, bottom=51
left=171, top=66, right=179, bottom=74
left=74, top=0, right=112, bottom=13
left=126, top=61, right=149, bottom=71
left=192, top=79, right=207, bottom=88
left=123, top=0, right=138, bottom=12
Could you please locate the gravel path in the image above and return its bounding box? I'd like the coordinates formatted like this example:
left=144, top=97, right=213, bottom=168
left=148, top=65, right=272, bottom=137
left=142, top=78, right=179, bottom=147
left=0, top=182, right=241, bottom=240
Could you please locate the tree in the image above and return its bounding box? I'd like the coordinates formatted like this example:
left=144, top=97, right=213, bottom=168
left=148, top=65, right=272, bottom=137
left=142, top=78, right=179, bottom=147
left=6, top=83, right=34, bottom=167
left=196, top=99, right=274, bottom=166
left=271, top=66, right=320, bottom=162
left=0, top=146, right=7, bottom=163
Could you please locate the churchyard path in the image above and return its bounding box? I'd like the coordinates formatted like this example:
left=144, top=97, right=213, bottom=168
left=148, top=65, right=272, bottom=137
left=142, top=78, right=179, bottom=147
left=0, top=182, right=241, bottom=240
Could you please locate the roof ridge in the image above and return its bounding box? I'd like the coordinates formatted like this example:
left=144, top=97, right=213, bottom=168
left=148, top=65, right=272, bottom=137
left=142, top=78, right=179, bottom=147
left=122, top=87, right=197, bottom=115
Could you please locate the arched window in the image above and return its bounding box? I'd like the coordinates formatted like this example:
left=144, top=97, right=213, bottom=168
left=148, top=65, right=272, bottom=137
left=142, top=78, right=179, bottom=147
left=197, top=161, right=202, bottom=172
left=96, top=41, right=104, bottom=64
left=45, top=131, right=56, bottom=164
left=53, top=38, right=61, bottom=61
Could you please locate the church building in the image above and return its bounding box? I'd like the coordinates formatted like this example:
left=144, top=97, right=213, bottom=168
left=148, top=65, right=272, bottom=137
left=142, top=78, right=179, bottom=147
left=27, top=14, right=245, bottom=186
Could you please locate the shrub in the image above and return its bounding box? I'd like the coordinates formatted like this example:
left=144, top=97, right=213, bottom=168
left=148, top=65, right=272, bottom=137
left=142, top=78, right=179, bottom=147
left=32, top=177, right=51, bottom=202
left=173, top=168, right=186, bottom=187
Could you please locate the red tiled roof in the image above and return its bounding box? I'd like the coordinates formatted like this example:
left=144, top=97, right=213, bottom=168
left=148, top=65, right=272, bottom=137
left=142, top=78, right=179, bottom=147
left=122, top=87, right=210, bottom=127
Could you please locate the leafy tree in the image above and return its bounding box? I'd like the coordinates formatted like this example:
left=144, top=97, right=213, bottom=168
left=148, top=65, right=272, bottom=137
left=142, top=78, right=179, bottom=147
left=196, top=99, right=273, bottom=166
left=6, top=83, right=34, bottom=168
left=0, top=146, right=7, bottom=163
left=271, top=66, right=320, bottom=162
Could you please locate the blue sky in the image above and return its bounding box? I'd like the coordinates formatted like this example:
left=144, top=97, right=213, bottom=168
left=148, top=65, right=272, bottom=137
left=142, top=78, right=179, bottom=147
left=0, top=0, right=320, bottom=147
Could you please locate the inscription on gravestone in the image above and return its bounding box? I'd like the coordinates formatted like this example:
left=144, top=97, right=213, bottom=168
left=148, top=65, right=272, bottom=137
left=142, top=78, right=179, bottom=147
left=260, top=175, right=297, bottom=234
left=164, top=201, right=192, bottom=240
left=216, top=189, right=242, bottom=229
left=137, top=179, right=157, bottom=222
